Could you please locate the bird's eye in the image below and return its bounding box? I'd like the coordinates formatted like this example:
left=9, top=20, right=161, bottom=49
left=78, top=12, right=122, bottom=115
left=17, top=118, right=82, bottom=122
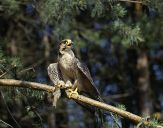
left=64, top=41, right=67, bottom=44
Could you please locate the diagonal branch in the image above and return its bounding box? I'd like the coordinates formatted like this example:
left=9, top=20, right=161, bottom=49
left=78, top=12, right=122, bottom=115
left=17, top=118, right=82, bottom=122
left=119, top=0, right=142, bottom=4
left=0, top=79, right=162, bottom=128
left=0, top=79, right=55, bottom=92
left=68, top=93, right=163, bottom=128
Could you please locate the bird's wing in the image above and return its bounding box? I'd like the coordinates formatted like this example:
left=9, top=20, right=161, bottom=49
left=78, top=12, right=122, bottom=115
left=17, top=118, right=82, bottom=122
left=77, top=59, right=94, bottom=84
left=76, top=59, right=101, bottom=99
left=47, top=63, right=62, bottom=107
left=47, top=63, right=62, bottom=86
left=76, top=59, right=104, bottom=126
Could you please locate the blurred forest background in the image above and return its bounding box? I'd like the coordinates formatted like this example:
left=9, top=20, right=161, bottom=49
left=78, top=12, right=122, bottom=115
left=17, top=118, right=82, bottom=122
left=0, top=0, right=163, bottom=128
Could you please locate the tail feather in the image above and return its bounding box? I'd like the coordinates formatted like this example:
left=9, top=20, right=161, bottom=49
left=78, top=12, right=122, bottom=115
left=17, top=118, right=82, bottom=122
left=75, top=93, right=105, bottom=128
left=96, top=96, right=105, bottom=128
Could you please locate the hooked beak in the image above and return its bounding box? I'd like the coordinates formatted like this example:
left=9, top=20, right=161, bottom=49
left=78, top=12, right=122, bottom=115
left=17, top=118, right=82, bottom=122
left=67, top=40, right=72, bottom=46
left=66, top=39, right=73, bottom=47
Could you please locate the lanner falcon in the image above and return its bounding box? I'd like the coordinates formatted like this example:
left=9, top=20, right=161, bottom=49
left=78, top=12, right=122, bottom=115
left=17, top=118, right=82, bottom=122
left=48, top=39, right=103, bottom=104
left=47, top=39, right=104, bottom=125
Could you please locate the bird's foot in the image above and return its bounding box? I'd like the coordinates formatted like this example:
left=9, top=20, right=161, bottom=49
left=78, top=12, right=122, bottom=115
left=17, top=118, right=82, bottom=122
left=67, top=87, right=79, bottom=98
left=57, top=80, right=73, bottom=89
left=65, top=80, right=73, bottom=88
left=56, top=80, right=65, bottom=89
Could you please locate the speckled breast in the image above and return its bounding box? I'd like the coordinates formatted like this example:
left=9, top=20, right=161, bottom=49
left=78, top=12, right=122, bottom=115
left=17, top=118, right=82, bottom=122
left=58, top=53, right=77, bottom=80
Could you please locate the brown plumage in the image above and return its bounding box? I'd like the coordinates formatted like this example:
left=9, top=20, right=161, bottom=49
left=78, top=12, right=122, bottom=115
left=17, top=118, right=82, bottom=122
left=47, top=39, right=104, bottom=126
left=48, top=39, right=101, bottom=100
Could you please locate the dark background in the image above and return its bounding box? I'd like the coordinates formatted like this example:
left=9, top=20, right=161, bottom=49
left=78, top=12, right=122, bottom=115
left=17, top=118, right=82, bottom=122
left=0, top=0, right=162, bottom=128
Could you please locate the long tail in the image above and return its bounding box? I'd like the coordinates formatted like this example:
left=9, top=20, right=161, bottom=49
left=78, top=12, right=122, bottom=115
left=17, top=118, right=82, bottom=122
left=95, top=96, right=105, bottom=128
left=74, top=94, right=105, bottom=128
left=75, top=99, right=105, bottom=128
left=97, top=96, right=121, bottom=128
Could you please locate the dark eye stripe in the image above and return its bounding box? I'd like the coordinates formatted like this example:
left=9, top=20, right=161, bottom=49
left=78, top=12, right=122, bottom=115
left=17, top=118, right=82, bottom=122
left=60, top=40, right=68, bottom=45
left=64, top=41, right=67, bottom=44
left=60, top=40, right=67, bottom=44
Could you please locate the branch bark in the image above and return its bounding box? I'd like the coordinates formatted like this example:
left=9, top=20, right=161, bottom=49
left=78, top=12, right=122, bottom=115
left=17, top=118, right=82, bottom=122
left=119, top=0, right=142, bottom=4
left=0, top=79, right=162, bottom=128
left=0, top=79, right=55, bottom=92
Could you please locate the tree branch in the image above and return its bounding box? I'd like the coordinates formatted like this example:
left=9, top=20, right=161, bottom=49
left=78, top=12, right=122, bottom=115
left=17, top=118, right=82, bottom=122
left=119, top=0, right=143, bottom=4
left=0, top=79, right=162, bottom=128
left=0, top=79, right=55, bottom=92
left=68, top=93, right=163, bottom=128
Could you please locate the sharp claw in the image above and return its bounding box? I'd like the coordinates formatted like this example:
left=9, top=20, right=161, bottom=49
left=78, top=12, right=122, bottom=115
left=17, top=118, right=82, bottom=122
left=57, top=80, right=65, bottom=88
left=68, top=87, right=79, bottom=98
left=65, top=80, right=73, bottom=88
left=73, top=88, right=78, bottom=93
left=57, top=80, right=73, bottom=89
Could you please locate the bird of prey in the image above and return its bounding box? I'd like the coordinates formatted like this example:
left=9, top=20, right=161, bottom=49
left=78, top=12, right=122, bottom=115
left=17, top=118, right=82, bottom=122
left=48, top=39, right=103, bottom=101
left=47, top=39, right=104, bottom=126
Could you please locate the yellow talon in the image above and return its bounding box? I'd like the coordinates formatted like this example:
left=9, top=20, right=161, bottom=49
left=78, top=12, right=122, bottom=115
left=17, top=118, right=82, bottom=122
left=68, top=87, right=79, bottom=98
left=73, top=87, right=78, bottom=94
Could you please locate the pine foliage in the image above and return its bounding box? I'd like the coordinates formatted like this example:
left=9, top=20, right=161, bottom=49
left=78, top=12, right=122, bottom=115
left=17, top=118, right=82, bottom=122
left=112, top=20, right=144, bottom=46
left=0, top=0, right=20, bottom=16
left=0, top=49, right=45, bottom=102
left=0, top=0, right=162, bottom=45
left=37, top=0, right=147, bottom=45
left=0, top=0, right=163, bottom=127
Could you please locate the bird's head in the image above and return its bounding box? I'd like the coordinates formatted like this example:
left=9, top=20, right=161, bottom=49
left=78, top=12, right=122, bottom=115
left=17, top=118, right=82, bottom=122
left=59, top=39, right=73, bottom=54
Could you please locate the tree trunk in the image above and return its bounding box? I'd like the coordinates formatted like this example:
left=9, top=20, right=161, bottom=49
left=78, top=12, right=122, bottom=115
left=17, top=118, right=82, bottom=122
left=134, top=0, right=142, bottom=18
left=136, top=51, right=154, bottom=116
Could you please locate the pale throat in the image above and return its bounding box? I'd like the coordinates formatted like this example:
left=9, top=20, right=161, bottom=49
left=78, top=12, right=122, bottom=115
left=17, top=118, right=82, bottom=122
left=58, top=50, right=75, bottom=70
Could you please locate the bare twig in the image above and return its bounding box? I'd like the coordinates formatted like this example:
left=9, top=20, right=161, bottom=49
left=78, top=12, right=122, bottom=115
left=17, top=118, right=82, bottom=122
left=0, top=119, right=13, bottom=128
left=0, top=66, right=16, bottom=78
left=119, top=0, right=143, bottom=4
left=18, top=67, right=35, bottom=74
left=0, top=72, right=8, bottom=78
left=18, top=58, right=46, bottom=75
left=0, top=79, right=162, bottom=128
left=0, top=91, right=21, bottom=128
